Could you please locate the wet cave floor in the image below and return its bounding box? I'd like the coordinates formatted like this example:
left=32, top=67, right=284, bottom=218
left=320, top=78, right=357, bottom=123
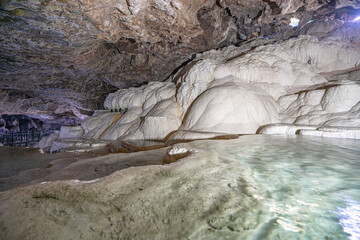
left=0, top=146, right=166, bottom=192
left=0, top=135, right=359, bottom=240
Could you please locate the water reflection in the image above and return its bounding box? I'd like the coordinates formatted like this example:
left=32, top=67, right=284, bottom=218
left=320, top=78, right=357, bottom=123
left=204, top=135, right=360, bottom=239
left=337, top=199, right=360, bottom=240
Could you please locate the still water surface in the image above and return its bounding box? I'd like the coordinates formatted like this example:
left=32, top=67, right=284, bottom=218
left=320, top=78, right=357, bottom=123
left=201, top=135, right=360, bottom=239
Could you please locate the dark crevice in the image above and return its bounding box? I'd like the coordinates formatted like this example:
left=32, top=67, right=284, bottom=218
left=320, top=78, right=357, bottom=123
left=262, top=0, right=281, bottom=15
left=224, top=7, right=232, bottom=16
left=127, top=38, right=136, bottom=44
left=253, top=9, right=264, bottom=21
left=215, top=1, right=238, bottom=21
left=162, top=54, right=197, bottom=82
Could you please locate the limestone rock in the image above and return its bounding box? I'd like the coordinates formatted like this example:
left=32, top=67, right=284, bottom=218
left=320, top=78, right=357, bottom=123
left=299, top=127, right=360, bottom=139
left=100, top=107, right=142, bottom=140
left=166, top=130, right=232, bottom=142
left=175, top=59, right=218, bottom=116
left=34, top=131, right=60, bottom=150
left=139, top=99, right=182, bottom=140
left=321, top=84, right=360, bottom=113
left=279, top=81, right=360, bottom=127
left=50, top=139, right=108, bottom=153
left=180, top=80, right=282, bottom=134
left=81, top=112, right=124, bottom=139
left=59, top=126, right=84, bottom=139
left=2, top=0, right=359, bottom=119
left=259, top=124, right=360, bottom=139
left=63, top=32, right=360, bottom=141
left=82, top=82, right=180, bottom=141
left=104, top=82, right=176, bottom=113
left=258, top=124, right=318, bottom=135
left=93, top=82, right=179, bottom=140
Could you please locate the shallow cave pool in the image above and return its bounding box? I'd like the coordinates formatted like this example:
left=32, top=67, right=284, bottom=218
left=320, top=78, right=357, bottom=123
left=0, top=135, right=359, bottom=240
left=190, top=135, right=360, bottom=240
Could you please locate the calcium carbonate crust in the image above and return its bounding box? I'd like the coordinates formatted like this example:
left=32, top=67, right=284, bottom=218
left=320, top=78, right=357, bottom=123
left=51, top=34, right=360, bottom=143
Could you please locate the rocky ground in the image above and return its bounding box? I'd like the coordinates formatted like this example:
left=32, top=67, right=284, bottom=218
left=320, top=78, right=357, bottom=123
left=0, top=135, right=359, bottom=239
left=0, top=146, right=166, bottom=192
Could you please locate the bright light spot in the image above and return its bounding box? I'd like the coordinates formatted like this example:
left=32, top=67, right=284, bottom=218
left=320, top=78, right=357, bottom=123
left=352, top=16, right=360, bottom=22
left=289, top=17, right=300, bottom=27
left=336, top=199, right=360, bottom=240
left=168, top=146, right=188, bottom=155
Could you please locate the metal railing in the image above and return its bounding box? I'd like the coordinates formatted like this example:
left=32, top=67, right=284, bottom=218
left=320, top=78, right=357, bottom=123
left=0, top=131, right=54, bottom=147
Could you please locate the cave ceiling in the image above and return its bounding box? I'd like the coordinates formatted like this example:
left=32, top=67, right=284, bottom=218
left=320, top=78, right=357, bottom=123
left=0, top=0, right=359, bottom=120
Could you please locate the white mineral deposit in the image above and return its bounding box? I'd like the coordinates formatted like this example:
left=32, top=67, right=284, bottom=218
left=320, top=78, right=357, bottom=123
left=1, top=1, right=359, bottom=239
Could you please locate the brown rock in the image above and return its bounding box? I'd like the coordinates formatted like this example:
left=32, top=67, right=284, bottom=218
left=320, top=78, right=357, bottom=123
left=0, top=0, right=358, bottom=119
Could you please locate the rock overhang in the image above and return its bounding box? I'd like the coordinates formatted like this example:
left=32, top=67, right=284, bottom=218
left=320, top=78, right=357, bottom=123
left=0, top=0, right=359, bottom=121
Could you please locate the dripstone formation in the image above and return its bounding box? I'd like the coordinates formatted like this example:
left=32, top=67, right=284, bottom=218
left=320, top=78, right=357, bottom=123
left=1, top=0, right=359, bottom=121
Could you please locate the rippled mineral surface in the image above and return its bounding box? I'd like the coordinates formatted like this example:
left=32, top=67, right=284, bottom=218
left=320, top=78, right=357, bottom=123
left=1, top=135, right=359, bottom=239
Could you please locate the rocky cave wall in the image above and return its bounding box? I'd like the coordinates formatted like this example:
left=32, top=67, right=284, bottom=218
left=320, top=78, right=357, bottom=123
left=1, top=0, right=359, bottom=122
left=42, top=27, right=359, bottom=152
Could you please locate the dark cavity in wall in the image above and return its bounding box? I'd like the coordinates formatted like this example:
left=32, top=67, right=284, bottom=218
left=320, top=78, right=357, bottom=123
left=0, top=115, right=60, bottom=134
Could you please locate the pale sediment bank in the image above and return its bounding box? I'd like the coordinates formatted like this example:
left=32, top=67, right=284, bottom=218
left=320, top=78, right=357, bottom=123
left=0, top=146, right=166, bottom=192
left=1, top=135, right=359, bottom=240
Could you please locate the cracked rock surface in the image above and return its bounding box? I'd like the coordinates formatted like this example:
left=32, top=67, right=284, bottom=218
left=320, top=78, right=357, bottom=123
left=0, top=0, right=359, bottom=119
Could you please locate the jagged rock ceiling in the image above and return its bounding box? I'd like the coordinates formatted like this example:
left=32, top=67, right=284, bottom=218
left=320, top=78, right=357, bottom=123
left=0, top=0, right=359, bottom=119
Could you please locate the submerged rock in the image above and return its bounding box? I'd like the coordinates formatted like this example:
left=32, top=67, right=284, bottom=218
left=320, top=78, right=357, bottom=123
left=1, top=135, right=360, bottom=239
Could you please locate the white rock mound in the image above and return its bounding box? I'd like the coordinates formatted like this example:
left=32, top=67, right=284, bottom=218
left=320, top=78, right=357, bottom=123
left=279, top=82, right=360, bottom=127
left=175, top=59, right=218, bottom=116
left=104, top=82, right=175, bottom=113
left=54, top=34, right=360, bottom=143
left=99, top=107, right=142, bottom=140
left=59, top=126, right=84, bottom=139
left=81, top=112, right=124, bottom=139
left=139, top=99, right=181, bottom=140
left=33, top=131, right=60, bottom=149
left=180, top=80, right=282, bottom=134
left=78, top=82, right=180, bottom=141
left=259, top=124, right=360, bottom=139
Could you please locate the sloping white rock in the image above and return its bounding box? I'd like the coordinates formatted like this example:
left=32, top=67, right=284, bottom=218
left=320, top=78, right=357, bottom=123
left=104, top=82, right=176, bottom=112
left=139, top=99, right=181, bottom=140
left=81, top=112, right=124, bottom=139
left=283, top=36, right=360, bottom=73
left=321, top=84, right=360, bottom=113
left=211, top=38, right=331, bottom=99
left=213, top=36, right=359, bottom=99
left=174, top=35, right=359, bottom=121
left=258, top=124, right=360, bottom=139
left=58, top=126, right=84, bottom=139
left=89, top=82, right=178, bottom=141
left=279, top=82, right=360, bottom=127
left=180, top=80, right=282, bottom=134
left=34, top=131, right=60, bottom=149
left=168, top=146, right=188, bottom=155
left=50, top=139, right=108, bottom=153
left=118, top=100, right=182, bottom=141
left=166, top=130, right=231, bottom=142
left=141, top=83, right=176, bottom=115
left=100, top=107, right=142, bottom=140
left=80, top=82, right=178, bottom=141
left=259, top=124, right=319, bottom=135
left=175, top=59, right=217, bottom=116
left=65, top=35, right=360, bottom=142
left=299, top=128, right=360, bottom=139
